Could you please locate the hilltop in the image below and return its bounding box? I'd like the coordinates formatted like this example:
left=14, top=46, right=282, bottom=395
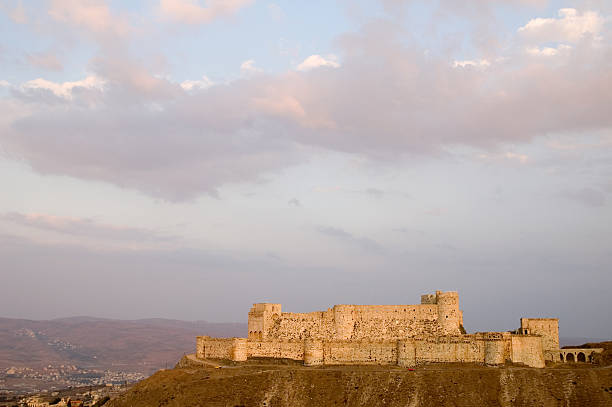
left=107, top=357, right=612, bottom=407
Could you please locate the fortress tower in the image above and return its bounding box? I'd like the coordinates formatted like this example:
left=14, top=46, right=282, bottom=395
left=333, top=305, right=355, bottom=339
left=247, top=303, right=281, bottom=340
left=435, top=291, right=462, bottom=334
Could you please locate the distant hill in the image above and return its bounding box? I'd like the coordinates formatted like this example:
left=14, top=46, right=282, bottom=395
left=560, top=337, right=609, bottom=347
left=0, top=317, right=246, bottom=374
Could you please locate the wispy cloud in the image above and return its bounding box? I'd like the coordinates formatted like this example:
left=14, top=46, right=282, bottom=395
left=1, top=212, right=176, bottom=242
left=26, top=51, right=63, bottom=71
left=561, top=188, right=607, bottom=207
left=159, top=0, right=254, bottom=24
left=316, top=226, right=383, bottom=253
left=288, top=198, right=301, bottom=207
left=48, top=0, right=131, bottom=37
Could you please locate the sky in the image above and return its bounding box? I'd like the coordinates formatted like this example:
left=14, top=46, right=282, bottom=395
left=0, top=0, right=611, bottom=338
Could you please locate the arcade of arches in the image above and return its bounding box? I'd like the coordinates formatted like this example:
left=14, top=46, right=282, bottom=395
left=559, top=348, right=601, bottom=363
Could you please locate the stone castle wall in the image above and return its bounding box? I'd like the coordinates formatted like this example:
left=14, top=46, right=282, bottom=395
left=197, top=332, right=546, bottom=368
left=520, top=318, right=559, bottom=352
left=249, top=291, right=463, bottom=341
left=511, top=335, right=545, bottom=368
left=197, top=291, right=554, bottom=369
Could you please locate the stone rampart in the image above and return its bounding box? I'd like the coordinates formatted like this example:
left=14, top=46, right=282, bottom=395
left=323, top=339, right=398, bottom=365
left=197, top=334, right=545, bottom=368
left=256, top=291, right=461, bottom=342
left=196, top=336, right=234, bottom=360
left=511, top=335, right=545, bottom=368
left=248, top=340, right=304, bottom=360
left=196, top=291, right=556, bottom=368
left=520, top=318, right=559, bottom=352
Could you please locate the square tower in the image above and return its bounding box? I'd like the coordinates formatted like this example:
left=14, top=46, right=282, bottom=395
left=248, top=303, right=281, bottom=340
left=520, top=318, right=559, bottom=351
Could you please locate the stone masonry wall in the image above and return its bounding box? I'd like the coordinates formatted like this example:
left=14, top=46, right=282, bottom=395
left=196, top=336, right=234, bottom=359
left=520, top=318, right=559, bottom=352
left=197, top=334, right=545, bottom=368
left=248, top=340, right=304, bottom=360
left=511, top=335, right=545, bottom=368
left=323, top=340, right=398, bottom=365
left=196, top=291, right=549, bottom=368
left=254, top=291, right=462, bottom=342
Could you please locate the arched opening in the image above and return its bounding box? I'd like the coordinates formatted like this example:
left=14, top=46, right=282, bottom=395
left=577, top=352, right=586, bottom=362
left=566, top=353, right=575, bottom=362
left=560, top=353, right=564, bottom=362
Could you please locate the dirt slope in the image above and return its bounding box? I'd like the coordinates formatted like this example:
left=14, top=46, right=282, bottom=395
left=108, top=362, right=612, bottom=407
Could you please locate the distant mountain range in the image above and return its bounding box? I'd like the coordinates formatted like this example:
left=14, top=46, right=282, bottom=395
left=0, top=316, right=604, bottom=376
left=0, top=317, right=246, bottom=374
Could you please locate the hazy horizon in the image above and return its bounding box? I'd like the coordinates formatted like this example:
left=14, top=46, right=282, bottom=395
left=1, top=1, right=611, bottom=338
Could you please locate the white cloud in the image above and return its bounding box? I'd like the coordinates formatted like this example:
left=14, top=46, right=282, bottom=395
left=518, top=8, right=604, bottom=43
left=525, top=44, right=572, bottom=57
left=180, top=75, right=213, bottom=91
left=452, top=59, right=490, bottom=68
left=159, top=0, right=254, bottom=24
left=296, top=54, right=340, bottom=71
left=3, top=6, right=612, bottom=201
left=240, top=59, right=261, bottom=74
left=21, top=76, right=106, bottom=99
left=0, top=80, right=10, bottom=87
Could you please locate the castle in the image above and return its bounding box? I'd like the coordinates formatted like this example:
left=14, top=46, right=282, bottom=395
left=196, top=291, right=599, bottom=368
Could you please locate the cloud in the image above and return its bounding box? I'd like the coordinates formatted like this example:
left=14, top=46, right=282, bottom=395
left=159, top=0, right=254, bottom=24
left=562, top=187, right=607, bottom=207
left=478, top=152, right=529, bottom=164
left=1, top=212, right=176, bottom=242
left=26, top=52, right=63, bottom=71
left=0, top=80, right=9, bottom=87
left=296, top=54, right=340, bottom=71
left=316, top=226, right=383, bottom=253
left=518, top=8, right=605, bottom=43
left=180, top=75, right=213, bottom=91
left=364, top=188, right=384, bottom=198
left=288, top=198, right=301, bottom=207
left=9, top=0, right=27, bottom=23
left=240, top=59, right=261, bottom=74
left=525, top=44, right=572, bottom=57
left=2, top=7, right=612, bottom=201
left=18, top=75, right=105, bottom=99
left=453, top=59, right=490, bottom=68
left=48, top=0, right=130, bottom=37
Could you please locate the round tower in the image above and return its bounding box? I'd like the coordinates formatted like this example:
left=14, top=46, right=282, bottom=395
left=231, top=338, right=248, bottom=362
left=303, top=339, right=324, bottom=366
left=333, top=305, right=355, bottom=340
left=436, top=291, right=461, bottom=334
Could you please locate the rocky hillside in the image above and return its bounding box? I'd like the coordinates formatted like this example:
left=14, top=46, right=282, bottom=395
left=108, top=361, right=612, bottom=407
left=0, top=317, right=246, bottom=373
